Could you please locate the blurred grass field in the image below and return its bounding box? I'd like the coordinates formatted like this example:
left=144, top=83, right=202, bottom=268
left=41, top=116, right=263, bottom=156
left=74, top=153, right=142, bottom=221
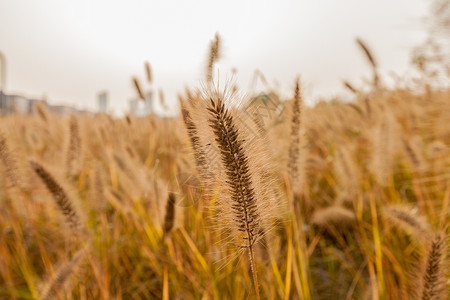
left=1, top=5, right=450, bottom=295
left=0, top=75, right=448, bottom=299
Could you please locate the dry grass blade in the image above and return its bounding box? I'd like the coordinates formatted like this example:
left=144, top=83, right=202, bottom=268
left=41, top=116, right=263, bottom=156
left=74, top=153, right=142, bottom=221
left=207, top=95, right=261, bottom=299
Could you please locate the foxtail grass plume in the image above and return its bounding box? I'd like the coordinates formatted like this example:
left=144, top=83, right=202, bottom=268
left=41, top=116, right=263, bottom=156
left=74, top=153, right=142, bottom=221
left=163, top=192, right=176, bottom=236
left=66, top=115, right=81, bottom=176
left=145, top=61, right=153, bottom=84
left=0, top=133, right=18, bottom=187
left=30, top=160, right=83, bottom=231
left=34, top=101, right=48, bottom=122
left=288, top=78, right=304, bottom=196
left=180, top=98, right=212, bottom=187
left=159, top=89, right=168, bottom=111
left=207, top=91, right=269, bottom=299
left=382, top=205, right=430, bottom=241
left=206, top=33, right=222, bottom=82
left=370, top=112, right=399, bottom=186
left=333, top=146, right=360, bottom=200
left=132, top=77, right=145, bottom=101
left=348, top=102, right=364, bottom=116
left=39, top=249, right=84, bottom=300
left=311, top=205, right=356, bottom=231
left=356, top=37, right=380, bottom=87
left=420, top=233, right=447, bottom=300
left=343, top=80, right=358, bottom=94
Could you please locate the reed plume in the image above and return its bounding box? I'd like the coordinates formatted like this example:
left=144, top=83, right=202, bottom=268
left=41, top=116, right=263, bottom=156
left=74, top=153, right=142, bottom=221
left=420, top=233, right=446, bottom=300
left=30, top=160, right=82, bottom=231
left=207, top=95, right=262, bottom=300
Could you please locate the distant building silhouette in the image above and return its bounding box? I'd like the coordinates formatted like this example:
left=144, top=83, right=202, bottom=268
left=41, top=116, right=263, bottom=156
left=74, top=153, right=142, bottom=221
left=97, top=91, right=108, bottom=113
left=129, top=90, right=154, bottom=117
left=144, top=91, right=154, bottom=115
left=0, top=90, right=88, bottom=115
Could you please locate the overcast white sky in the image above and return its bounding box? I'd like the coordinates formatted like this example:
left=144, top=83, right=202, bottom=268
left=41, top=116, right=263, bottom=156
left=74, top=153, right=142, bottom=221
left=0, top=0, right=430, bottom=115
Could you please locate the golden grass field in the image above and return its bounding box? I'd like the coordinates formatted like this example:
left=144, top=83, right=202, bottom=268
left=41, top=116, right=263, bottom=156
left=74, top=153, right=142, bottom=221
left=0, top=37, right=449, bottom=299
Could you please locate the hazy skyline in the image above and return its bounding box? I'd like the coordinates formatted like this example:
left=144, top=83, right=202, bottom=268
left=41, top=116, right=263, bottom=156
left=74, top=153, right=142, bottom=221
left=0, top=0, right=430, bottom=115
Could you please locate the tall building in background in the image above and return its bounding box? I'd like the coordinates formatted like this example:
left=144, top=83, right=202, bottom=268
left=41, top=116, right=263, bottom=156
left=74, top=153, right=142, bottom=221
left=144, top=91, right=153, bottom=115
left=0, top=90, right=5, bottom=113
left=129, top=98, right=139, bottom=115
left=129, top=90, right=154, bottom=117
left=97, top=91, right=108, bottom=113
